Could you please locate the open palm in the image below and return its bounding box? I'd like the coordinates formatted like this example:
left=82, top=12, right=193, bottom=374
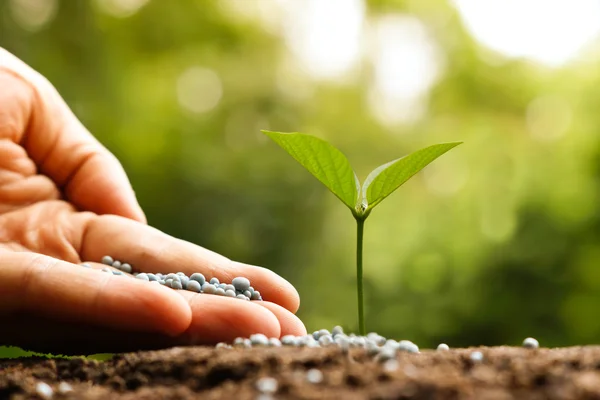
left=0, top=49, right=305, bottom=355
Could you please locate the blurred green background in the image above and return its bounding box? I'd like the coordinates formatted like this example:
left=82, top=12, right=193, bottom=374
left=2, top=0, right=600, bottom=356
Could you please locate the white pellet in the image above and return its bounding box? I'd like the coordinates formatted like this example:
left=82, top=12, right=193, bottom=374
left=57, top=382, right=73, bottom=394
left=365, top=340, right=380, bottom=355
left=120, top=263, right=132, bottom=273
left=398, top=340, right=419, bottom=353
left=383, top=359, right=399, bottom=372
left=250, top=333, right=269, bottom=346
left=470, top=351, right=484, bottom=363
left=522, top=337, right=539, bottom=349
left=335, top=335, right=350, bottom=351
left=375, top=347, right=396, bottom=363
left=101, top=255, right=113, bottom=265
left=306, top=368, right=323, bottom=384
left=135, top=273, right=149, bottom=281
left=367, top=332, right=386, bottom=346
left=332, top=325, right=344, bottom=336
left=255, top=377, right=278, bottom=394
left=35, top=382, right=53, bottom=399
left=318, top=335, right=334, bottom=347
left=281, top=335, right=296, bottom=346
left=232, top=277, right=251, bottom=291
left=351, top=336, right=366, bottom=347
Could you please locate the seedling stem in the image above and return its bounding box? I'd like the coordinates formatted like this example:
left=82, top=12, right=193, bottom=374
left=355, top=216, right=365, bottom=335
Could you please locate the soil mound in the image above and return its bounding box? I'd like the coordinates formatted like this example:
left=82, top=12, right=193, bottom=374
left=2, top=345, right=600, bottom=399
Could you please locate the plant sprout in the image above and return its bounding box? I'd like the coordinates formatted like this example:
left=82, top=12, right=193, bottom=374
left=262, top=130, right=462, bottom=335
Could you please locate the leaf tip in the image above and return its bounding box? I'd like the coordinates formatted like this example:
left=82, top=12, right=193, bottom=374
left=440, top=141, right=464, bottom=152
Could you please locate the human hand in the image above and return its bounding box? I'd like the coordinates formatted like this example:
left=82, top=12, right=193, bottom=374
left=0, top=48, right=305, bottom=355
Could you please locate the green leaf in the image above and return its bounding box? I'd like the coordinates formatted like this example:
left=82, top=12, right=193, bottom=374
left=262, top=130, right=359, bottom=210
left=362, top=142, right=462, bottom=210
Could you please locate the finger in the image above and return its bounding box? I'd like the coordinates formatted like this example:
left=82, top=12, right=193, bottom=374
left=174, top=290, right=281, bottom=345
left=79, top=215, right=301, bottom=313
left=0, top=48, right=146, bottom=222
left=256, top=301, right=307, bottom=337
left=0, top=251, right=192, bottom=337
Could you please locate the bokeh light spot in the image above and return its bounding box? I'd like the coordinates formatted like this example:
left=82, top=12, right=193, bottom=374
left=176, top=66, right=223, bottom=115
left=9, top=0, right=58, bottom=32
left=480, top=207, right=517, bottom=243
left=526, top=95, right=573, bottom=142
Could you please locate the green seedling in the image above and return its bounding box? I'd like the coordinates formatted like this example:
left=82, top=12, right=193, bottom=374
left=262, top=130, right=462, bottom=335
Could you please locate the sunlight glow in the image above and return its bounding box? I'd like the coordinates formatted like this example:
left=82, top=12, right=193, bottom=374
left=279, top=0, right=365, bottom=81
left=453, top=0, right=600, bottom=67
left=367, top=15, right=443, bottom=126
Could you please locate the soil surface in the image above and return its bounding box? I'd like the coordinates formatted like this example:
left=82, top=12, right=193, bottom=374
left=2, top=345, right=600, bottom=399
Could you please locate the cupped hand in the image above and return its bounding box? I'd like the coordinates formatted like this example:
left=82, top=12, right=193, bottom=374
left=0, top=48, right=305, bottom=355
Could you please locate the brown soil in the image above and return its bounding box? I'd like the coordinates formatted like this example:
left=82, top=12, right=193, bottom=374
left=2, top=345, right=600, bottom=399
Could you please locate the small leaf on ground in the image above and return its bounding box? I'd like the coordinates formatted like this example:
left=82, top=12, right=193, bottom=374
left=262, top=131, right=359, bottom=210
left=362, top=142, right=462, bottom=210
